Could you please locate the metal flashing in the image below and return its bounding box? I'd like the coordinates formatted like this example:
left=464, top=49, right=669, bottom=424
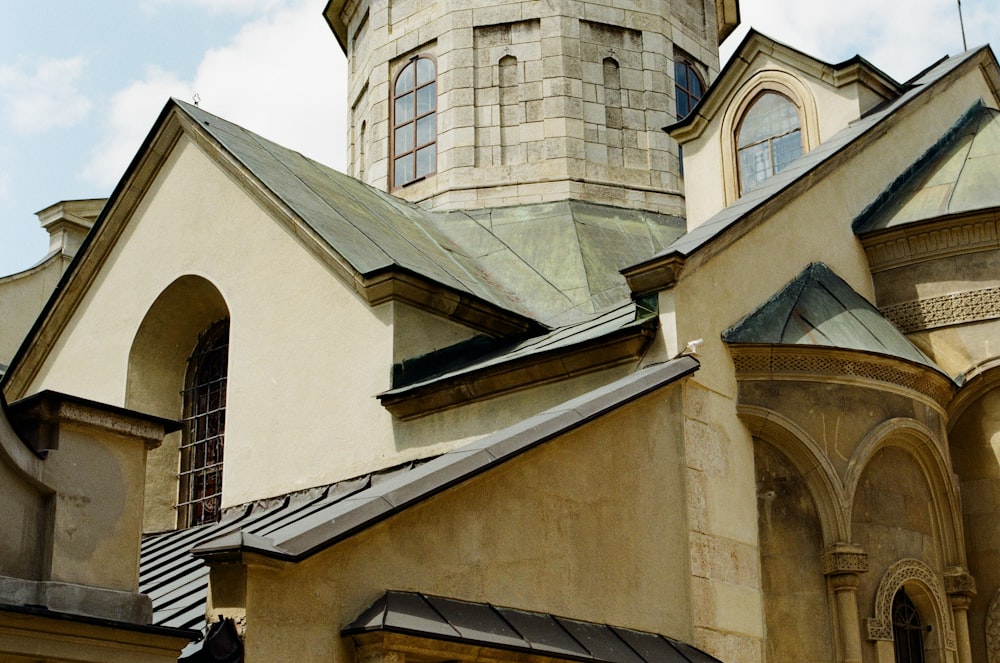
left=343, top=591, right=720, bottom=663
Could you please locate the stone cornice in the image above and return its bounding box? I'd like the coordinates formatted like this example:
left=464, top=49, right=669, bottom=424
left=859, top=209, right=1000, bottom=273
left=729, top=344, right=954, bottom=411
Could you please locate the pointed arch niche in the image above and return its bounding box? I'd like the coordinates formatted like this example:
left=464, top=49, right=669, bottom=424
left=720, top=71, right=819, bottom=204
left=126, top=275, right=230, bottom=531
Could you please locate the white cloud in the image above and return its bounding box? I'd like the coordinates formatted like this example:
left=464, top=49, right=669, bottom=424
left=0, top=57, right=92, bottom=134
left=725, top=0, right=995, bottom=81
left=84, top=0, right=346, bottom=189
left=141, top=0, right=286, bottom=15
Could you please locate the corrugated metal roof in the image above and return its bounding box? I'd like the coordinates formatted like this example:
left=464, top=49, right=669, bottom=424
left=344, top=591, right=722, bottom=663
left=722, top=262, right=943, bottom=372
left=140, top=356, right=700, bottom=633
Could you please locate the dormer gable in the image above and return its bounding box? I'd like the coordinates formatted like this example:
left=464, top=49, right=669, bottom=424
left=670, top=30, right=901, bottom=228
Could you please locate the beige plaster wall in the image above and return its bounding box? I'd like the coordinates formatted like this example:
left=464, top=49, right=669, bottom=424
left=22, top=136, right=400, bottom=509
left=0, top=256, right=65, bottom=369
left=236, top=384, right=694, bottom=660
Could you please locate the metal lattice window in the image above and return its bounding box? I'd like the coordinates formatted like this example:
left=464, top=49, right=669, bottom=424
left=674, top=58, right=704, bottom=120
left=178, top=320, right=229, bottom=527
left=892, top=589, right=926, bottom=663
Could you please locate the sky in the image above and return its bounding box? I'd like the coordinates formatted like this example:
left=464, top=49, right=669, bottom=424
left=1, top=0, right=998, bottom=276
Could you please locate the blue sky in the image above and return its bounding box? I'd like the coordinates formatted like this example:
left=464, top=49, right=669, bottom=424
left=1, top=0, right=997, bottom=275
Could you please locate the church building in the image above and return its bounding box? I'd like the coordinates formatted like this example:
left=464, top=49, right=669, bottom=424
left=2, top=0, right=1000, bottom=661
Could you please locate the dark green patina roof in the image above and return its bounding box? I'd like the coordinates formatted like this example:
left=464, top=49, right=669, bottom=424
left=174, top=100, right=683, bottom=327
left=723, top=263, right=939, bottom=370
left=855, top=102, right=1000, bottom=232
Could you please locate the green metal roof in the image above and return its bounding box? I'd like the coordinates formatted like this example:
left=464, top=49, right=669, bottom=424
left=723, top=263, right=940, bottom=371
left=174, top=100, right=682, bottom=327
left=855, top=102, right=1000, bottom=231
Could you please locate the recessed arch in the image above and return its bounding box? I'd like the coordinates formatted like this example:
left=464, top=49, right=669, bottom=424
left=127, top=274, right=230, bottom=530
left=868, top=558, right=956, bottom=661
left=847, top=418, right=963, bottom=564
left=739, top=404, right=848, bottom=543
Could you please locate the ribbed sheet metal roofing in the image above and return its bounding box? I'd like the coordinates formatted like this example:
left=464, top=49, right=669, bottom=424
left=140, top=356, right=700, bottom=631
left=344, top=591, right=722, bottom=663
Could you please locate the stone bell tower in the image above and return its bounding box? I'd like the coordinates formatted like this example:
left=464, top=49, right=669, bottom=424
left=324, top=0, right=739, bottom=216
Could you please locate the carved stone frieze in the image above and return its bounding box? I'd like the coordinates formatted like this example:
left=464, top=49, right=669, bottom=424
left=881, top=286, right=1000, bottom=333
left=866, top=558, right=956, bottom=651
left=862, top=215, right=999, bottom=273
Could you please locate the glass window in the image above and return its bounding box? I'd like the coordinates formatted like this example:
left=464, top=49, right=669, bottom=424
left=736, top=91, right=803, bottom=194
left=892, top=590, right=925, bottom=663
left=674, top=58, right=704, bottom=120
left=392, top=55, right=436, bottom=187
left=179, top=320, right=228, bottom=527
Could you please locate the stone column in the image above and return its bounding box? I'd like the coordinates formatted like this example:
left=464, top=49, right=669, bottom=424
left=822, top=544, right=869, bottom=663
left=944, top=567, right=976, bottom=663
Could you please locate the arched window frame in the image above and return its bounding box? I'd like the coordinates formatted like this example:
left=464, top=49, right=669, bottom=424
left=390, top=53, right=437, bottom=189
left=720, top=74, right=818, bottom=204
left=178, top=319, right=229, bottom=527
left=674, top=57, right=705, bottom=120
left=892, top=589, right=926, bottom=663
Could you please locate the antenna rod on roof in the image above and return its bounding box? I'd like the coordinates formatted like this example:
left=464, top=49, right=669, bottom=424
left=958, top=0, right=968, bottom=51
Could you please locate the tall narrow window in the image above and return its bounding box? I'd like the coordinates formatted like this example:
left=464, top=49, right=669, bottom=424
left=892, top=589, right=925, bottom=663
left=674, top=58, right=703, bottom=119
left=499, top=55, right=520, bottom=165
left=603, top=58, right=623, bottom=167
left=179, top=320, right=229, bottom=527
left=392, top=55, right=436, bottom=187
left=736, top=91, right=802, bottom=194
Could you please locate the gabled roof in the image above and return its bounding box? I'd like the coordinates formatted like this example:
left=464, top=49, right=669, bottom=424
left=624, top=46, right=997, bottom=296
left=344, top=591, right=722, bottom=663
left=854, top=102, right=1000, bottom=232
left=722, top=263, right=940, bottom=371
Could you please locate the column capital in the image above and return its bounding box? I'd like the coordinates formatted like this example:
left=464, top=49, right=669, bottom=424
left=822, top=543, right=869, bottom=576
left=944, top=566, right=977, bottom=598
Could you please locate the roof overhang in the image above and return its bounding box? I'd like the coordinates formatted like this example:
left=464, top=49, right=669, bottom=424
left=323, top=0, right=349, bottom=53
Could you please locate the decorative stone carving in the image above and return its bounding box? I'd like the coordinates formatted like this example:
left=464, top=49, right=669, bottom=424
left=822, top=544, right=869, bottom=575
left=881, top=286, right=1000, bottom=333
left=866, top=558, right=956, bottom=651
left=988, top=589, right=1000, bottom=663
left=862, top=216, right=999, bottom=272
left=943, top=567, right=977, bottom=597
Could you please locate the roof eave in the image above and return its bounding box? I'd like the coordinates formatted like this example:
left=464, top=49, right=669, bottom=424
left=323, top=0, right=349, bottom=54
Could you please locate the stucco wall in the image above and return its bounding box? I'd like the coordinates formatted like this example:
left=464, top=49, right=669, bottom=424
left=235, top=384, right=694, bottom=660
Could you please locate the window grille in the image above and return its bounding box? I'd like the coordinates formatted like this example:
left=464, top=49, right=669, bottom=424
left=674, top=58, right=704, bottom=119
left=391, top=55, right=437, bottom=188
left=178, top=320, right=229, bottom=527
left=892, top=589, right=926, bottom=663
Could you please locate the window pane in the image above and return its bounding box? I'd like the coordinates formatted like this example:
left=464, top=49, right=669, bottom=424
left=395, top=125, right=414, bottom=153
left=677, top=92, right=690, bottom=119
left=674, top=60, right=688, bottom=89
left=416, top=115, right=435, bottom=146
left=395, top=92, right=414, bottom=124
left=416, top=82, right=436, bottom=115
left=395, top=153, right=414, bottom=184
left=690, top=72, right=702, bottom=97
left=738, top=142, right=772, bottom=193
left=395, top=62, right=414, bottom=95
left=416, top=57, right=435, bottom=86
left=737, top=92, right=800, bottom=147
left=416, top=145, right=436, bottom=178
left=772, top=129, right=803, bottom=173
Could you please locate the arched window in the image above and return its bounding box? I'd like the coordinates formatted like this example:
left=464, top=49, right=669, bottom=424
left=391, top=55, right=436, bottom=188
left=674, top=58, right=704, bottom=119
left=892, top=589, right=925, bottom=663
left=179, top=320, right=229, bottom=527
left=736, top=91, right=802, bottom=194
